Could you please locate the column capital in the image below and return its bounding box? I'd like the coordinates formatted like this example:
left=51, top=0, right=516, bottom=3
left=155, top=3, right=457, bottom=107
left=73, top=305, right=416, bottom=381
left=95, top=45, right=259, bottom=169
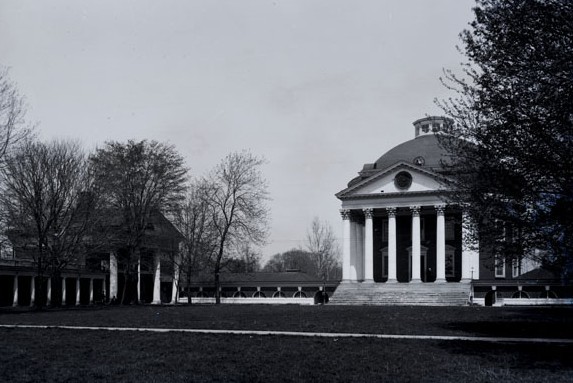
left=386, top=207, right=397, bottom=218
left=410, top=205, right=421, bottom=216
left=340, top=209, right=351, bottom=220
left=435, top=204, right=446, bottom=215
left=363, top=208, right=374, bottom=219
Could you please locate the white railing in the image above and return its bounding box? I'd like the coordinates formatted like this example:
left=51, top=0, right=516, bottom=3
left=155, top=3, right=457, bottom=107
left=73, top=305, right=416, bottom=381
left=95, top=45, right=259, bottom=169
left=178, top=297, right=315, bottom=305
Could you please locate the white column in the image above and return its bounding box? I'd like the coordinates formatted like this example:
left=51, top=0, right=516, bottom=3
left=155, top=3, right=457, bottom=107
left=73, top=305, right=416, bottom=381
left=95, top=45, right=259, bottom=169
left=349, top=219, right=357, bottom=281
left=137, top=255, right=141, bottom=302
left=46, top=277, right=52, bottom=306
left=75, top=277, right=80, bottom=306
left=30, top=276, right=36, bottom=307
left=171, top=254, right=180, bottom=304
left=152, top=253, right=161, bottom=304
left=341, top=209, right=352, bottom=282
left=435, top=205, right=447, bottom=283
left=109, top=252, right=118, bottom=301
left=363, top=208, right=374, bottom=282
left=12, top=275, right=19, bottom=307
left=89, top=278, right=94, bottom=305
left=62, top=277, right=67, bottom=306
left=410, top=206, right=422, bottom=283
left=357, top=220, right=365, bottom=281
left=386, top=207, right=397, bottom=283
left=462, top=209, right=479, bottom=281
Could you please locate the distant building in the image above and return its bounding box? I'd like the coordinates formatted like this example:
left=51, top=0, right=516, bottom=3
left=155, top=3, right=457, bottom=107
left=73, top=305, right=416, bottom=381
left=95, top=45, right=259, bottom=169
left=331, top=117, right=572, bottom=306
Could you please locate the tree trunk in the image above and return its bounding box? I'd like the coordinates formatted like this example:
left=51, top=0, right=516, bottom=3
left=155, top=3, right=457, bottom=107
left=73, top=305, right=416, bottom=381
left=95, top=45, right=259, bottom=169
left=214, top=267, right=221, bottom=304
left=186, top=266, right=192, bottom=305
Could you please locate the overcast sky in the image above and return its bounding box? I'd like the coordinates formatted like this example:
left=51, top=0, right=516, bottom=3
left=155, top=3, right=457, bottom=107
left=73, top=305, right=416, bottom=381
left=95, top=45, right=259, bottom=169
left=0, top=0, right=475, bottom=263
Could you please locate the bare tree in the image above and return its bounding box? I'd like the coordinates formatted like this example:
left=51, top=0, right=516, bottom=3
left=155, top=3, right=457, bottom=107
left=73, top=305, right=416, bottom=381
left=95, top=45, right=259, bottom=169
left=171, top=179, right=218, bottom=303
left=0, top=68, right=31, bottom=164
left=204, top=150, right=270, bottom=304
left=0, top=139, right=98, bottom=307
left=90, top=140, right=188, bottom=303
left=305, top=217, right=341, bottom=281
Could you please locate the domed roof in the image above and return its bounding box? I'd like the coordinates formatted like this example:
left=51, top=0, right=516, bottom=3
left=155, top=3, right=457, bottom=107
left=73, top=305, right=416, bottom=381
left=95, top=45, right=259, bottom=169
left=346, top=117, right=454, bottom=188
left=373, top=134, right=446, bottom=171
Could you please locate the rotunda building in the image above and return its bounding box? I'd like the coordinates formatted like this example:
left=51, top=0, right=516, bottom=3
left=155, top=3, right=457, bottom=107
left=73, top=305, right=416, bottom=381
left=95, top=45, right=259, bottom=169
left=332, top=117, right=479, bottom=305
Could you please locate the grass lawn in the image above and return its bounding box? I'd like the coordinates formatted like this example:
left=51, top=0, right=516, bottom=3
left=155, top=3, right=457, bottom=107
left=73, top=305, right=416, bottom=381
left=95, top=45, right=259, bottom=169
left=1, top=305, right=572, bottom=382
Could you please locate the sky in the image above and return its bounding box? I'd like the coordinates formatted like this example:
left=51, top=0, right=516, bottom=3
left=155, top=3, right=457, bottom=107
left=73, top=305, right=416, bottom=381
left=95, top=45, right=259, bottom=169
left=0, top=0, right=475, bottom=263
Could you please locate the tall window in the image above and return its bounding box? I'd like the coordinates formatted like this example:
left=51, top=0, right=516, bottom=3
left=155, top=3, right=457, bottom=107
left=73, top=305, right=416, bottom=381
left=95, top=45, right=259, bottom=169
left=381, top=219, right=388, bottom=242
left=495, top=255, right=505, bottom=278
left=512, top=258, right=521, bottom=278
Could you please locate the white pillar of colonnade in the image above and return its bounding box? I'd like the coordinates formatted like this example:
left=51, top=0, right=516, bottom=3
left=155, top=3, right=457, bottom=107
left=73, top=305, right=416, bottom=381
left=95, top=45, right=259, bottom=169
left=435, top=205, right=447, bottom=283
left=410, top=206, right=422, bottom=283
left=12, top=275, right=19, bottom=307
left=386, top=207, right=398, bottom=283
left=341, top=209, right=352, bottom=282
left=46, top=277, right=52, bottom=306
left=171, top=254, right=180, bottom=304
left=109, top=252, right=118, bottom=301
left=62, top=277, right=67, bottom=305
left=29, top=276, right=35, bottom=307
left=152, top=253, right=162, bottom=304
left=75, top=277, right=81, bottom=306
left=363, top=208, right=374, bottom=283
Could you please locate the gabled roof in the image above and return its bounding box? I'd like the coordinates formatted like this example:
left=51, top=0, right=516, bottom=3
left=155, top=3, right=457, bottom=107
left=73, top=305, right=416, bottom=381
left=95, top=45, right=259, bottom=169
left=336, top=161, right=451, bottom=200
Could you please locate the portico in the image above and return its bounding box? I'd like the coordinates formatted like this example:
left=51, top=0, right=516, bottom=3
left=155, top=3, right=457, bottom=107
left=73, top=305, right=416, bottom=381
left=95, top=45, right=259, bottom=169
left=341, top=204, right=477, bottom=285
left=332, top=117, right=480, bottom=304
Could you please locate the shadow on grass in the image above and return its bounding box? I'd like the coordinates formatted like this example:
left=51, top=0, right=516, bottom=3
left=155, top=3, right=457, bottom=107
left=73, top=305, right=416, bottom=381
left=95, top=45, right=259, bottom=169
left=442, top=319, right=573, bottom=339
left=438, top=340, right=573, bottom=371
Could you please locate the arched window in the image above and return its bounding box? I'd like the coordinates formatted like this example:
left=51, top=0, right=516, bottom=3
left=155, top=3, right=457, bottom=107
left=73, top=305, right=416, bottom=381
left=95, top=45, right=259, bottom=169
left=196, top=291, right=209, bottom=298
left=252, top=291, right=266, bottom=298
left=511, top=291, right=530, bottom=299
left=540, top=290, right=558, bottom=299
left=272, top=291, right=286, bottom=298
left=293, top=291, right=307, bottom=298
left=232, top=291, right=246, bottom=298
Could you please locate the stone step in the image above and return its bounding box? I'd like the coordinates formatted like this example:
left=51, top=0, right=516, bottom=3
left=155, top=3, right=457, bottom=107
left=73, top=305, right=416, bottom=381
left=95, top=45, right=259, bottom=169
left=329, top=282, right=471, bottom=306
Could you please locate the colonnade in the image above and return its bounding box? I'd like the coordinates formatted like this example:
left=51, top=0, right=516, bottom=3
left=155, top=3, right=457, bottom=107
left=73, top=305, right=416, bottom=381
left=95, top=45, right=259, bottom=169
left=341, top=205, right=479, bottom=283
left=11, top=274, right=104, bottom=307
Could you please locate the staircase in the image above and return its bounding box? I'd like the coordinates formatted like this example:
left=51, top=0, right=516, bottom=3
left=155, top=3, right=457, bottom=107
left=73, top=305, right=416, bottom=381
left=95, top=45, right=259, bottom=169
left=329, top=282, right=471, bottom=306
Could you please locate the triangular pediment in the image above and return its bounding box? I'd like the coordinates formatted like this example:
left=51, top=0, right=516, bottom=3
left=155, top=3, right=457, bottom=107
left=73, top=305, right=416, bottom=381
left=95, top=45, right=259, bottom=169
left=336, top=162, right=450, bottom=199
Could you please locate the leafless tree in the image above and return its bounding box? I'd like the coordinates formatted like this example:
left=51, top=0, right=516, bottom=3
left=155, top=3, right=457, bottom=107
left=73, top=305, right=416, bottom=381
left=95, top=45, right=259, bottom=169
left=305, top=217, right=341, bottom=281
left=203, top=150, right=270, bottom=304
left=0, top=68, right=31, bottom=164
left=0, top=139, right=99, bottom=307
left=171, top=179, right=218, bottom=303
left=90, top=140, right=188, bottom=303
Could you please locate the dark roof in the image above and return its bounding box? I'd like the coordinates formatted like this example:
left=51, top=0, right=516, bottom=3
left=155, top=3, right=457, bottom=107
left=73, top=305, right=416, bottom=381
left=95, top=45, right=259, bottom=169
left=190, top=272, right=332, bottom=285
left=347, top=134, right=449, bottom=187
left=516, top=267, right=560, bottom=281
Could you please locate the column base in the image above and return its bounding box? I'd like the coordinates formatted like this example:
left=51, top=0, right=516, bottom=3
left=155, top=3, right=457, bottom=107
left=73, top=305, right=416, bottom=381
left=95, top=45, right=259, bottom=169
left=460, top=278, right=472, bottom=283
left=434, top=278, right=447, bottom=284
left=362, top=279, right=375, bottom=283
left=386, top=278, right=398, bottom=283
left=151, top=300, right=162, bottom=305
left=409, top=279, right=422, bottom=283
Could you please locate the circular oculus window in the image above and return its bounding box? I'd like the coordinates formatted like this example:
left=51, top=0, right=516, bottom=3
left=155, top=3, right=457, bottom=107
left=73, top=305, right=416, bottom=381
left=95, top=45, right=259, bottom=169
left=394, top=171, right=413, bottom=190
